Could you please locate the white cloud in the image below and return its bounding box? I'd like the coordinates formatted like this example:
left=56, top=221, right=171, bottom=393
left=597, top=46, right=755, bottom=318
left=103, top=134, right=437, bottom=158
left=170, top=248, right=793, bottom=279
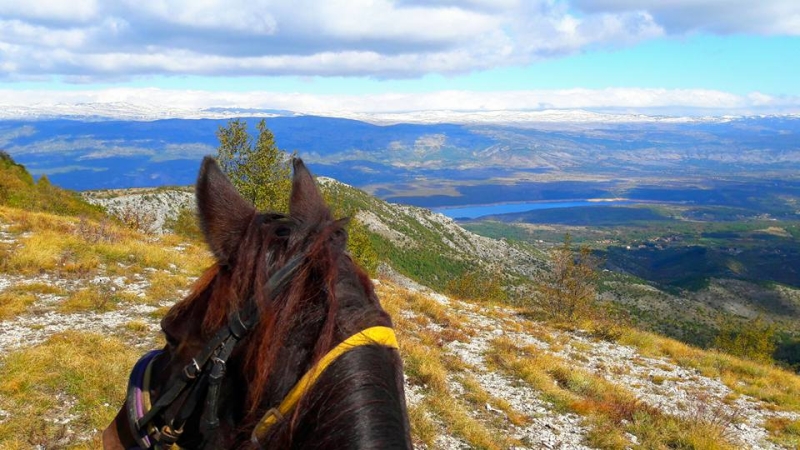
left=0, top=19, right=89, bottom=49
left=1, top=87, right=798, bottom=116
left=121, top=0, right=279, bottom=35
left=0, top=0, right=665, bottom=79
left=572, top=0, right=800, bottom=35
left=0, top=0, right=99, bottom=24
left=0, top=0, right=795, bottom=80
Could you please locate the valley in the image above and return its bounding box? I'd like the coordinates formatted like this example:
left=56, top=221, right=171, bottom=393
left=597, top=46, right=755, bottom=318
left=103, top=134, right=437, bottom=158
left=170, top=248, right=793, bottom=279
left=462, top=200, right=800, bottom=367
left=2, top=147, right=800, bottom=448
left=3, top=113, right=799, bottom=370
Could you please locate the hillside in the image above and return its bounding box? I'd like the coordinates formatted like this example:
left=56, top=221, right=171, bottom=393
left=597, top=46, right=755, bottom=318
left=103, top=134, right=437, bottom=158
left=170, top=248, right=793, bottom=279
left=0, top=204, right=799, bottom=448
left=0, top=150, right=106, bottom=220
left=82, top=187, right=194, bottom=235
left=1, top=156, right=800, bottom=448
left=319, top=177, right=547, bottom=290
left=87, top=181, right=800, bottom=369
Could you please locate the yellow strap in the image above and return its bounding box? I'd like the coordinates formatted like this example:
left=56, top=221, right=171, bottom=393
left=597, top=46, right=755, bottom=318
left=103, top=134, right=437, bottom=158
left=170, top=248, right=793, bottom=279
left=252, top=326, right=399, bottom=441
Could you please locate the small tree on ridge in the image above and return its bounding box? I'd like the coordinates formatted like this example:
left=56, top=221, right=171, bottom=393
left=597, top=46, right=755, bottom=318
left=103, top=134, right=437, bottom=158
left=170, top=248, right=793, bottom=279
left=216, top=118, right=292, bottom=212
left=538, top=234, right=599, bottom=321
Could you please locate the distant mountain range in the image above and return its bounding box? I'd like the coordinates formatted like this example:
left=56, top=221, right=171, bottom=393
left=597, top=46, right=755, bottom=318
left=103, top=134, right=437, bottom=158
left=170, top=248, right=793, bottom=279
left=1, top=109, right=798, bottom=207
left=1, top=101, right=798, bottom=124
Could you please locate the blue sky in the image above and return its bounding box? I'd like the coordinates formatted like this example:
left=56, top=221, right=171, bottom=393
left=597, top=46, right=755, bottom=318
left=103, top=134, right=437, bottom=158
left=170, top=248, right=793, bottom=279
left=1, top=1, right=798, bottom=115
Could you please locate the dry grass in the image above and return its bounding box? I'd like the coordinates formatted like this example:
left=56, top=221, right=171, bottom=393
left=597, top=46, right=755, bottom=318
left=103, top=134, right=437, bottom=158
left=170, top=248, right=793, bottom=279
left=145, top=270, right=193, bottom=305
left=149, top=305, right=172, bottom=320
left=764, top=417, right=800, bottom=447
left=402, top=338, right=449, bottom=392
left=423, top=394, right=509, bottom=450
left=59, top=285, right=138, bottom=313
left=488, top=336, right=740, bottom=450
left=0, top=331, right=139, bottom=449
left=619, top=328, right=800, bottom=412
left=377, top=284, right=518, bottom=449
left=124, top=319, right=152, bottom=334
left=0, top=206, right=76, bottom=235
left=0, top=206, right=211, bottom=279
left=458, top=374, right=529, bottom=427
left=14, top=282, right=66, bottom=296
left=0, top=289, right=37, bottom=320
left=0, top=205, right=212, bottom=448
left=403, top=338, right=511, bottom=448
left=407, top=292, right=455, bottom=327
left=2, top=230, right=100, bottom=275
left=407, top=403, right=438, bottom=448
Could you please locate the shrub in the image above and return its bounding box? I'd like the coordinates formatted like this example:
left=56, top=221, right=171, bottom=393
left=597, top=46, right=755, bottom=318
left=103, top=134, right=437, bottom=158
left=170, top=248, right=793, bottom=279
left=346, top=218, right=379, bottom=275
left=115, top=202, right=158, bottom=234
left=216, top=119, right=292, bottom=212
left=165, top=205, right=203, bottom=241
left=446, top=267, right=508, bottom=303
left=537, top=234, right=600, bottom=321
left=76, top=216, right=120, bottom=244
left=713, top=315, right=777, bottom=364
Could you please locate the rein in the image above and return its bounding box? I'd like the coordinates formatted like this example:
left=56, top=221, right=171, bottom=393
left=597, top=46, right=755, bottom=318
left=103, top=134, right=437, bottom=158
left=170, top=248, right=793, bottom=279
left=127, top=254, right=304, bottom=449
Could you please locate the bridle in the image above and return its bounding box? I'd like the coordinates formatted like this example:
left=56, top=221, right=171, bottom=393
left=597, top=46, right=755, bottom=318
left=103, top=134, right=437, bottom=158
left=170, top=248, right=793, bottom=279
left=125, top=251, right=400, bottom=450
left=126, top=254, right=304, bottom=449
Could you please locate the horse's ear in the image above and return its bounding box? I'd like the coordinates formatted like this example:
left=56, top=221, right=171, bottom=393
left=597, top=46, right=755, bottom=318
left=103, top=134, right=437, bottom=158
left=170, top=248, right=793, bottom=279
left=196, top=156, right=255, bottom=262
left=290, top=158, right=330, bottom=223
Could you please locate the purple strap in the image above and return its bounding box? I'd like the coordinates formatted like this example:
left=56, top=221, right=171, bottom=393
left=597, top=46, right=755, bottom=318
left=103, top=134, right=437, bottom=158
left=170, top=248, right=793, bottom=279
left=128, top=350, right=161, bottom=449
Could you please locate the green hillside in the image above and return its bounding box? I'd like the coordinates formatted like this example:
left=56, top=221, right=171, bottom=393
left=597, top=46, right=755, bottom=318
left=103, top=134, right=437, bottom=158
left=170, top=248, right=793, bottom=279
left=319, top=177, right=547, bottom=294
left=0, top=150, right=105, bottom=219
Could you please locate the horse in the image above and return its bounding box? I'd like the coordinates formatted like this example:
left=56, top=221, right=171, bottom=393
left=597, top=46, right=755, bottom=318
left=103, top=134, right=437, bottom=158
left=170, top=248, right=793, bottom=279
left=102, top=157, right=411, bottom=449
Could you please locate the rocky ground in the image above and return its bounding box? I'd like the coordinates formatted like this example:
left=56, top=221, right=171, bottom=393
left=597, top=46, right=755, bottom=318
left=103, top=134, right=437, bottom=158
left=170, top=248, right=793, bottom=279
left=82, top=188, right=194, bottom=234
left=1, top=201, right=799, bottom=448
left=355, top=197, right=546, bottom=278
left=383, top=268, right=800, bottom=449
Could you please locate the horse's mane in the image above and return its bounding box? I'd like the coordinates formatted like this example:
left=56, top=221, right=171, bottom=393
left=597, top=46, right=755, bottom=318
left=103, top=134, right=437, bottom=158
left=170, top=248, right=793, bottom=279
left=105, top=158, right=409, bottom=450
left=163, top=210, right=381, bottom=423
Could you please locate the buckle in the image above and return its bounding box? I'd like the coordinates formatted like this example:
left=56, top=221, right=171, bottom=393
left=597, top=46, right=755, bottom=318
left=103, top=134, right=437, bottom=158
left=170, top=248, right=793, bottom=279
left=209, top=357, right=226, bottom=382
left=183, top=358, right=201, bottom=380
left=156, top=423, right=184, bottom=445
left=250, top=408, right=284, bottom=446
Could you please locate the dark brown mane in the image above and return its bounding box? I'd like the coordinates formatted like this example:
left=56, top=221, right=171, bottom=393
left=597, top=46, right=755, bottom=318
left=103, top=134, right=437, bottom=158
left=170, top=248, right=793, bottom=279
left=105, top=157, right=409, bottom=450
left=163, top=211, right=379, bottom=419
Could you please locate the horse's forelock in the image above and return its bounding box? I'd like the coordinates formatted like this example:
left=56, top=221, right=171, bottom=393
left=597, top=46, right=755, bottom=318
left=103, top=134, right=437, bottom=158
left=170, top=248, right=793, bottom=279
left=241, top=218, right=357, bottom=416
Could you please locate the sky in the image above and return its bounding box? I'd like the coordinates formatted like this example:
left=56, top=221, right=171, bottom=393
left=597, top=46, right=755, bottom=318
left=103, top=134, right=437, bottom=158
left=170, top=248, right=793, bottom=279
left=1, top=0, right=799, bottom=116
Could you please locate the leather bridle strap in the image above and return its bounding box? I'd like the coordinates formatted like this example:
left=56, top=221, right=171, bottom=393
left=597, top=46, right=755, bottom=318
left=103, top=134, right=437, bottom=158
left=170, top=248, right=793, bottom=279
left=198, top=250, right=304, bottom=440
left=130, top=254, right=304, bottom=449
left=126, top=350, right=162, bottom=449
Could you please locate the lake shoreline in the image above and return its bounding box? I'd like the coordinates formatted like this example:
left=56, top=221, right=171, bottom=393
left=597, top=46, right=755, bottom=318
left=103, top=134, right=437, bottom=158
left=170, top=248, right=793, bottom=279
left=433, top=198, right=675, bottom=219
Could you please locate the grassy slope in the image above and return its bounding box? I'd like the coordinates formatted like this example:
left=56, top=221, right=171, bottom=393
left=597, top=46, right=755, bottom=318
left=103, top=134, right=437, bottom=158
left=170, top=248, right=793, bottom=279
left=465, top=208, right=800, bottom=367
left=0, top=151, right=106, bottom=220
left=0, top=205, right=213, bottom=448
left=0, top=203, right=799, bottom=448
left=1, top=155, right=798, bottom=448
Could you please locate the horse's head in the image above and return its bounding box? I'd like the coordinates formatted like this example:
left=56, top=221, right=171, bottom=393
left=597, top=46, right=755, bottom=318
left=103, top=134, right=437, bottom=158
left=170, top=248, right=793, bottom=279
left=104, top=157, right=410, bottom=449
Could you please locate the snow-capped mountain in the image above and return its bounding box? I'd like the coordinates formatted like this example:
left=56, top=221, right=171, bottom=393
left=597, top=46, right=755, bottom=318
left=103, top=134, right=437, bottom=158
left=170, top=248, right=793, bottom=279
left=0, top=102, right=295, bottom=121
left=2, top=101, right=795, bottom=124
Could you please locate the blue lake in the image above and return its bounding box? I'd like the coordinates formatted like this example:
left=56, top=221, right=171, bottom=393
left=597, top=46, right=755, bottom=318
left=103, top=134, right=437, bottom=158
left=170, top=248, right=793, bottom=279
left=434, top=200, right=635, bottom=219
